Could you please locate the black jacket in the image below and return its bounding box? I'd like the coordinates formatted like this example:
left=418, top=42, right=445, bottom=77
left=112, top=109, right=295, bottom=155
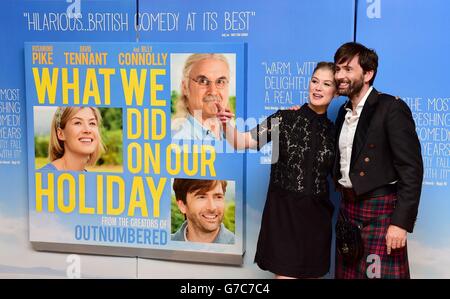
left=333, top=88, right=423, bottom=233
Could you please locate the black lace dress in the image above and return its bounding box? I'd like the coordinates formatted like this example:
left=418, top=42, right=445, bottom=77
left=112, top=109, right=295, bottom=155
left=252, top=104, right=336, bottom=278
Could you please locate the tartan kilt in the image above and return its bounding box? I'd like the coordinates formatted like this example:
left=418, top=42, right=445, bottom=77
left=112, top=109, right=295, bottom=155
left=335, top=193, right=410, bottom=279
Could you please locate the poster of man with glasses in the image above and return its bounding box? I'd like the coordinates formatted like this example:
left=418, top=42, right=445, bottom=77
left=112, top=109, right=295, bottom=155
left=171, top=53, right=236, bottom=141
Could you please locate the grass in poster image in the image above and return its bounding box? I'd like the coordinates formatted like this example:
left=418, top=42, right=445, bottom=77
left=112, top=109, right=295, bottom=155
left=35, top=157, right=123, bottom=172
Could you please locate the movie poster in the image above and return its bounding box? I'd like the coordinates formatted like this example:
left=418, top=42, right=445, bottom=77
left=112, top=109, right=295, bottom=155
left=25, top=42, right=246, bottom=265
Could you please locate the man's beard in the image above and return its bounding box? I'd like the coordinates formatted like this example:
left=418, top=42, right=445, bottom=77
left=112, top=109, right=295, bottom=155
left=338, top=75, right=364, bottom=98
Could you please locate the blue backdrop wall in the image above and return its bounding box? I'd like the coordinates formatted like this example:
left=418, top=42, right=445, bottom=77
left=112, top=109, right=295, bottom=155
left=356, top=0, right=450, bottom=278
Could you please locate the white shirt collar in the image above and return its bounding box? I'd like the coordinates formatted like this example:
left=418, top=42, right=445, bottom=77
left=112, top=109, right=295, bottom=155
left=345, top=86, right=373, bottom=116
left=183, top=223, right=188, bottom=241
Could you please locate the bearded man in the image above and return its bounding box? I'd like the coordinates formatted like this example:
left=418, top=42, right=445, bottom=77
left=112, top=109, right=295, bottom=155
left=333, top=42, right=423, bottom=279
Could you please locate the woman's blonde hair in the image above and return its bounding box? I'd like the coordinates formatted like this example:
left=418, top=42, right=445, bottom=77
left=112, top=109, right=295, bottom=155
left=48, top=106, right=105, bottom=166
left=173, top=53, right=230, bottom=121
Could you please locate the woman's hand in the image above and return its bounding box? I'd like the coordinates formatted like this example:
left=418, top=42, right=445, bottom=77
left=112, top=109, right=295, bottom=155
left=216, top=102, right=235, bottom=125
left=289, top=105, right=301, bottom=111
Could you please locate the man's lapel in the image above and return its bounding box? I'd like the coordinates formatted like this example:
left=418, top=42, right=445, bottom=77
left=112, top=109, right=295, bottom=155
left=335, top=100, right=351, bottom=139
left=350, top=88, right=379, bottom=168
left=334, top=101, right=350, bottom=178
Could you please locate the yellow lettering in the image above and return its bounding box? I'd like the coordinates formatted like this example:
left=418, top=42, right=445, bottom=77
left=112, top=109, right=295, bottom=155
left=152, top=109, right=166, bottom=140
left=166, top=144, right=181, bottom=175
left=147, top=177, right=166, bottom=218
left=128, top=177, right=148, bottom=217
left=184, top=145, right=199, bottom=176
left=35, top=172, right=55, bottom=212
left=62, top=68, right=80, bottom=104
left=106, top=176, right=125, bottom=215
left=201, top=145, right=216, bottom=176
left=127, top=142, right=142, bottom=174
left=98, top=68, right=115, bottom=105
left=97, top=175, right=104, bottom=214
left=150, top=69, right=166, bottom=106
left=127, top=108, right=165, bottom=140
left=33, top=67, right=58, bottom=104
left=34, top=173, right=169, bottom=218
left=121, top=68, right=147, bottom=106
left=144, top=143, right=160, bottom=174
left=57, top=173, right=76, bottom=213
left=82, top=68, right=101, bottom=105
left=78, top=175, right=94, bottom=214
left=127, top=108, right=141, bottom=139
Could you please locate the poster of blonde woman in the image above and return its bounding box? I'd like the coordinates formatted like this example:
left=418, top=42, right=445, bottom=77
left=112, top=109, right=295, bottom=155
left=34, top=106, right=123, bottom=172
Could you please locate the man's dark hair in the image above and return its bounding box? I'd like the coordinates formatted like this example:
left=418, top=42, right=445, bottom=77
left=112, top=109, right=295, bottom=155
left=334, top=42, right=378, bottom=85
left=173, top=179, right=227, bottom=204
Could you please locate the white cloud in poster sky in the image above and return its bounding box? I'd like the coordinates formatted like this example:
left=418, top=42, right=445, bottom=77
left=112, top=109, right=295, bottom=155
left=33, top=106, right=56, bottom=135
left=0, top=213, right=67, bottom=275
left=0, top=212, right=136, bottom=278
left=0, top=213, right=28, bottom=243
left=28, top=211, right=73, bottom=243
left=408, top=239, right=450, bottom=278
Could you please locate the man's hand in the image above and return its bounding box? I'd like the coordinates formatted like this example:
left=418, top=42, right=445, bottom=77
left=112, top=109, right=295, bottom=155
left=386, top=225, right=407, bottom=255
left=288, top=105, right=301, bottom=111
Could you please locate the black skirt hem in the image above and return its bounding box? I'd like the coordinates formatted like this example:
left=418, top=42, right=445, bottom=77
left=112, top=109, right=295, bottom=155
left=255, top=256, right=330, bottom=278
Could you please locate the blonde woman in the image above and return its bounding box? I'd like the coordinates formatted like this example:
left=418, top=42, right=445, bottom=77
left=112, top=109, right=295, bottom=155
left=41, top=106, right=105, bottom=171
left=218, top=62, right=337, bottom=278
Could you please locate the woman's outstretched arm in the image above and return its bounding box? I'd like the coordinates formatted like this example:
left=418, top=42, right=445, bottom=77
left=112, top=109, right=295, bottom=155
left=217, top=106, right=258, bottom=150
